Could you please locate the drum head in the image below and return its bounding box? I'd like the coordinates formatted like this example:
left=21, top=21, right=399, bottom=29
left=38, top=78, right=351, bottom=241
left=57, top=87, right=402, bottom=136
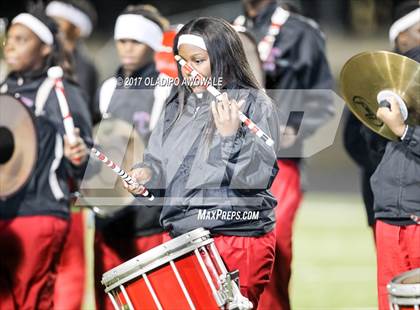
left=80, top=118, right=145, bottom=215
left=0, top=95, right=37, bottom=199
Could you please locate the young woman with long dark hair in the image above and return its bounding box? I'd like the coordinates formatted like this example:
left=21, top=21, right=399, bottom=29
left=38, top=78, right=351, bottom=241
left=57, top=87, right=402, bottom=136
left=126, top=17, right=279, bottom=307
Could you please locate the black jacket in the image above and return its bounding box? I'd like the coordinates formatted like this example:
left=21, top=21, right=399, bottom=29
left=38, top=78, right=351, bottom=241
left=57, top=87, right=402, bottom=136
left=0, top=68, right=92, bottom=219
left=371, top=46, right=420, bottom=224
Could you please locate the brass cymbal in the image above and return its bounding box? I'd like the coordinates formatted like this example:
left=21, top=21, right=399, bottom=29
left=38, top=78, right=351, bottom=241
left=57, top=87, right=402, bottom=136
left=340, top=51, right=420, bottom=140
left=0, top=95, right=37, bottom=199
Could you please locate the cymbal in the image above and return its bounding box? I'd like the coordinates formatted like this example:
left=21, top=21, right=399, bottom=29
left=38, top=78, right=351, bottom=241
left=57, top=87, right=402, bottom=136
left=0, top=95, right=37, bottom=199
left=340, top=51, right=420, bottom=140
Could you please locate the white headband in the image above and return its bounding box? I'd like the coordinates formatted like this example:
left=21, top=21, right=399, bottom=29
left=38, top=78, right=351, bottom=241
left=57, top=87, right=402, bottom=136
left=46, top=1, right=93, bottom=37
left=389, top=7, right=420, bottom=45
left=12, top=13, right=54, bottom=45
left=114, top=14, right=163, bottom=51
left=177, top=34, right=207, bottom=51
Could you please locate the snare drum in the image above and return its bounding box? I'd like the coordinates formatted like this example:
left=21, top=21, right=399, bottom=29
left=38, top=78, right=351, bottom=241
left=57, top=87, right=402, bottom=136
left=102, top=228, right=252, bottom=310
left=388, top=268, right=420, bottom=310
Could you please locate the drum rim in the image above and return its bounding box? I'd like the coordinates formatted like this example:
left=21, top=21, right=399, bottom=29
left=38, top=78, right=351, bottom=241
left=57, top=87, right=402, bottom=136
left=0, top=94, right=38, bottom=199
left=102, top=228, right=212, bottom=291
left=387, top=268, right=420, bottom=297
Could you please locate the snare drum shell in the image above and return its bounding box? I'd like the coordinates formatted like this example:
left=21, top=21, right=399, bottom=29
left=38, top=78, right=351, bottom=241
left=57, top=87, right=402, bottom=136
left=104, top=228, right=221, bottom=309
left=109, top=252, right=220, bottom=309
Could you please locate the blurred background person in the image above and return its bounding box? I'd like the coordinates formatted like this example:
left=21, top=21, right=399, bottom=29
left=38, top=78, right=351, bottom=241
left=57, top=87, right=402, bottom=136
left=46, top=0, right=98, bottom=120
left=45, top=1, right=99, bottom=309
left=92, top=5, right=171, bottom=310
left=234, top=1, right=334, bottom=309
left=0, top=3, right=91, bottom=309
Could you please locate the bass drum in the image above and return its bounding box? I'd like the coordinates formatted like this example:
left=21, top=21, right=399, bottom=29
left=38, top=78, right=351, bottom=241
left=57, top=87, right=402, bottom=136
left=0, top=95, right=37, bottom=199
left=80, top=118, right=145, bottom=217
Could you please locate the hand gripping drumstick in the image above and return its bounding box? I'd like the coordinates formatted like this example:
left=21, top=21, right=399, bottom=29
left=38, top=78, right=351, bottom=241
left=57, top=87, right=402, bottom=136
left=174, top=55, right=275, bottom=147
left=91, top=148, right=155, bottom=201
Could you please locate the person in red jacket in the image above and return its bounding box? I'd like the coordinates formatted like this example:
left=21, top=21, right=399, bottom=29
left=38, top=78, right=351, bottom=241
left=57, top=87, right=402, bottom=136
left=234, top=1, right=334, bottom=309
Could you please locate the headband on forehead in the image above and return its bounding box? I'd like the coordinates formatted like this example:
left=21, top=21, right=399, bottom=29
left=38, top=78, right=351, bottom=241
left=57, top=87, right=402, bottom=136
left=12, top=13, right=54, bottom=45
left=389, top=7, right=420, bottom=45
left=114, top=14, right=163, bottom=51
left=177, top=34, right=207, bottom=51
left=46, top=1, right=93, bottom=37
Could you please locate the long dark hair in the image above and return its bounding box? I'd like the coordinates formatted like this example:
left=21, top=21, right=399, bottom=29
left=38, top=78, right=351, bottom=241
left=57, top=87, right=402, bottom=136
left=172, top=17, right=261, bottom=147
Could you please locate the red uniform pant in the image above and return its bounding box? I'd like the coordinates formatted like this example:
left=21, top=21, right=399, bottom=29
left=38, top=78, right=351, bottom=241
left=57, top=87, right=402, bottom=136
left=258, top=160, right=302, bottom=310
left=54, top=210, right=86, bottom=310
left=94, top=231, right=165, bottom=310
left=0, top=216, right=68, bottom=310
left=375, top=220, right=420, bottom=309
left=162, top=230, right=276, bottom=308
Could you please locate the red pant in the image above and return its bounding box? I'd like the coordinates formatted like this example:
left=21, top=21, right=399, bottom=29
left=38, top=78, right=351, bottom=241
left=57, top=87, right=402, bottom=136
left=375, top=220, right=420, bottom=309
left=258, top=160, right=302, bottom=310
left=162, top=230, right=276, bottom=308
left=54, top=210, right=86, bottom=310
left=0, top=216, right=68, bottom=310
left=214, top=231, right=276, bottom=307
left=94, top=231, right=165, bottom=310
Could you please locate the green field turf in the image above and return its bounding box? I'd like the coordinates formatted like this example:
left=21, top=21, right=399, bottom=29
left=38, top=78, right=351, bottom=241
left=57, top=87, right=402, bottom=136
left=290, top=193, right=377, bottom=309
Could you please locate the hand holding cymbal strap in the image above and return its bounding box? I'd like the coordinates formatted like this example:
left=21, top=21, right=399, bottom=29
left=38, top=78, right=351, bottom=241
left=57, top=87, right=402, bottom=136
left=340, top=51, right=419, bottom=141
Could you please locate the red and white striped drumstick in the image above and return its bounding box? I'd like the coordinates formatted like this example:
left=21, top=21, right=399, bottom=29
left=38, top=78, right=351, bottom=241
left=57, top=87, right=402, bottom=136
left=174, top=55, right=274, bottom=147
left=91, top=148, right=155, bottom=201
left=48, top=66, right=77, bottom=145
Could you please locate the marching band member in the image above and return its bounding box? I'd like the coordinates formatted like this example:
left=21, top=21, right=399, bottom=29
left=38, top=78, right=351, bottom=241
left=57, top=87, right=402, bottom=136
left=372, top=1, right=420, bottom=308
left=93, top=5, right=171, bottom=309
left=126, top=17, right=280, bottom=307
left=234, top=1, right=334, bottom=309
left=45, top=1, right=99, bottom=308
left=46, top=0, right=99, bottom=121
left=344, top=1, right=420, bottom=232
left=0, top=4, right=91, bottom=309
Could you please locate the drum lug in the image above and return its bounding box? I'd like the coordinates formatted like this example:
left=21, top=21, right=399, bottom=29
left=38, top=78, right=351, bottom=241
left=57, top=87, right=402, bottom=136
left=219, top=270, right=253, bottom=310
